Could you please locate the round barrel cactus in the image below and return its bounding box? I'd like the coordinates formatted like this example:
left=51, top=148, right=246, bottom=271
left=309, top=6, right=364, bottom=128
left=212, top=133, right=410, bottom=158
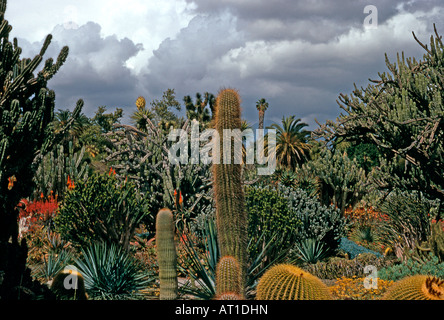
left=256, top=264, right=333, bottom=300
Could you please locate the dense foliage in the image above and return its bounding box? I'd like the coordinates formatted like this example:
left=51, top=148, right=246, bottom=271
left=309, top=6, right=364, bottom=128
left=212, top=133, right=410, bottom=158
left=55, top=172, right=151, bottom=249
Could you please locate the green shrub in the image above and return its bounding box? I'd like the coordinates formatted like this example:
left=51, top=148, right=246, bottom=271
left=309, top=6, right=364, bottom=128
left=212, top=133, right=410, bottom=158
left=75, top=242, right=153, bottom=300
left=55, top=172, right=152, bottom=249
left=247, top=185, right=348, bottom=258
left=246, top=185, right=300, bottom=252
left=378, top=255, right=444, bottom=281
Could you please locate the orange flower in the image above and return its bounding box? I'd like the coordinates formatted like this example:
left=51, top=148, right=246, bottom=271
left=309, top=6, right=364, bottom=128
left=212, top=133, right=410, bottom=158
left=67, top=175, right=75, bottom=190
left=109, top=167, right=116, bottom=176
left=174, top=189, right=183, bottom=209
left=8, top=175, right=16, bottom=190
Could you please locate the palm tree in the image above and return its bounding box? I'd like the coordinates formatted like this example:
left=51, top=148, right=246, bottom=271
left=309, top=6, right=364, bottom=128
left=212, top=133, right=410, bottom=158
left=266, top=116, right=311, bottom=171
left=256, top=98, right=269, bottom=130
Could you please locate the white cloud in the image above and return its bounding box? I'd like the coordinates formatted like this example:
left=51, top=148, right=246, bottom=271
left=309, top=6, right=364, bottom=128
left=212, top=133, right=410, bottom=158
left=7, top=0, right=196, bottom=73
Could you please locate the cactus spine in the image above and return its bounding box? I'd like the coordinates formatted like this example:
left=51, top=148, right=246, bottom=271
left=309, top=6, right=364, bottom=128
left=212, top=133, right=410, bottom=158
left=215, top=292, right=245, bottom=300
left=216, top=256, right=242, bottom=297
left=256, top=264, right=333, bottom=300
left=213, top=88, right=248, bottom=292
left=156, top=208, right=178, bottom=300
left=382, top=275, right=444, bottom=300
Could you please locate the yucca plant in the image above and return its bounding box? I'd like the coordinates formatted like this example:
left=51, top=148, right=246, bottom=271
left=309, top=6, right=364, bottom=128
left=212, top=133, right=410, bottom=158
left=75, top=242, right=154, bottom=300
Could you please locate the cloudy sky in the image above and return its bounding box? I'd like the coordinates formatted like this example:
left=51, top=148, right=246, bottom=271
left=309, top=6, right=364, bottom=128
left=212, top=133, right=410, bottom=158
left=6, top=0, right=444, bottom=129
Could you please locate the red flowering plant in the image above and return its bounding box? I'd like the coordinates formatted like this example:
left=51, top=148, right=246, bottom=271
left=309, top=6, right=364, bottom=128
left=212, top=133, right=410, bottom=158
left=16, top=192, right=69, bottom=274
left=18, top=192, right=59, bottom=238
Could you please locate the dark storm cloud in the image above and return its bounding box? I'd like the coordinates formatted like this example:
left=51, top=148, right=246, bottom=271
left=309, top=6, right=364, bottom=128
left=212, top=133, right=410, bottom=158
left=17, top=22, right=143, bottom=119
left=142, top=12, right=246, bottom=105
left=148, top=0, right=443, bottom=129
left=185, top=0, right=402, bottom=43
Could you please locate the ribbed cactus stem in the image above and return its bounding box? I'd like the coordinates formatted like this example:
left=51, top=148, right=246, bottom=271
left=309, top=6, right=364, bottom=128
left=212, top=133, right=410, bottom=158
left=216, top=255, right=242, bottom=297
left=382, top=275, right=444, bottom=300
left=256, top=264, right=333, bottom=300
left=213, top=88, right=248, bottom=291
left=215, top=292, right=245, bottom=300
left=156, top=208, right=178, bottom=300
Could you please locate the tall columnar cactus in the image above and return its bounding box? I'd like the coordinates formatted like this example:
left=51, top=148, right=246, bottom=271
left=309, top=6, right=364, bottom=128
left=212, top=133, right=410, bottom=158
left=256, top=264, right=333, bottom=300
left=213, top=88, right=248, bottom=291
left=215, top=255, right=242, bottom=297
left=156, top=208, right=178, bottom=300
left=0, top=0, right=83, bottom=299
left=382, top=275, right=444, bottom=300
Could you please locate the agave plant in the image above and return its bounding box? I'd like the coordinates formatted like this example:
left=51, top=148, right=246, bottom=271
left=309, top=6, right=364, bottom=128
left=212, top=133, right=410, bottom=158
left=36, top=249, right=75, bottom=283
left=290, top=238, right=329, bottom=264
left=75, top=242, right=154, bottom=300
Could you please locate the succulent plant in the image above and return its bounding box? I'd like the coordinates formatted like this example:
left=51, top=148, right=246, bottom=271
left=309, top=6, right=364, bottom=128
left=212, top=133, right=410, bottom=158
left=156, top=208, right=178, bottom=300
left=213, top=88, right=248, bottom=290
left=214, top=292, right=245, bottom=300
left=256, top=264, right=333, bottom=300
left=216, top=256, right=242, bottom=297
left=382, top=275, right=444, bottom=300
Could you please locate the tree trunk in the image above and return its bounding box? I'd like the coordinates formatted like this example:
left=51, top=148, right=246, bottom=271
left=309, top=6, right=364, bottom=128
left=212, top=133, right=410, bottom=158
left=258, top=110, right=265, bottom=130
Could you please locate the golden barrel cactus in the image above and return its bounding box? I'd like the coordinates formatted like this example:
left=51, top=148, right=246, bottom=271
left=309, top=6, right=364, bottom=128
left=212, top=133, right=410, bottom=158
left=382, top=275, right=444, bottom=300
left=256, top=264, right=333, bottom=300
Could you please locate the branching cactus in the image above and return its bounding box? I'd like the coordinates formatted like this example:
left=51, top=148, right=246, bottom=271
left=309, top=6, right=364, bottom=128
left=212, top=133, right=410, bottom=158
left=156, top=208, right=178, bottom=300
left=0, top=0, right=83, bottom=299
left=215, top=255, right=242, bottom=297
left=213, top=88, right=248, bottom=292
